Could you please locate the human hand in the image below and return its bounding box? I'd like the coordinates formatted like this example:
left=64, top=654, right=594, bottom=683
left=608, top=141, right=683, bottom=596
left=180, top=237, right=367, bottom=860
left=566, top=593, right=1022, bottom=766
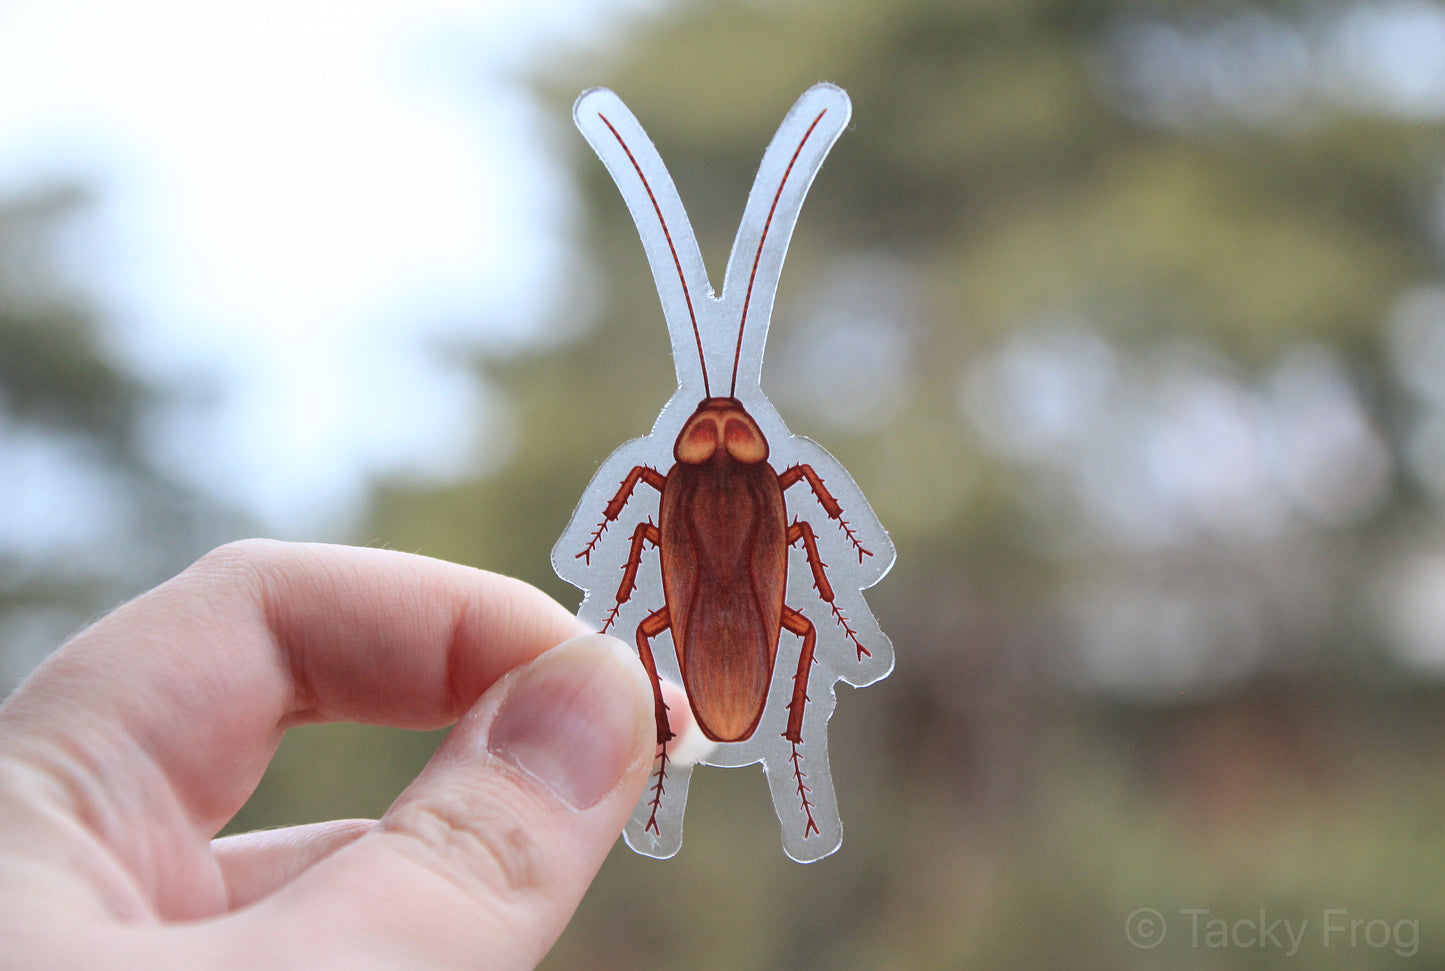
left=0, top=540, right=659, bottom=969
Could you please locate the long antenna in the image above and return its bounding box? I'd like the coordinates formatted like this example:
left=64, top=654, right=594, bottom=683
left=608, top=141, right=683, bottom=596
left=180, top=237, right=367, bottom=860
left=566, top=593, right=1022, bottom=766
left=598, top=112, right=711, bottom=398
left=730, top=107, right=829, bottom=397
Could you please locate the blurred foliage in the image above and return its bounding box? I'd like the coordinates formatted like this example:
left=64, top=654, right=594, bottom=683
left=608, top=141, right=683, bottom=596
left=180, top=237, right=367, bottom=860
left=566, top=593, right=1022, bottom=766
left=373, top=0, right=1445, bottom=966
left=0, top=186, right=249, bottom=689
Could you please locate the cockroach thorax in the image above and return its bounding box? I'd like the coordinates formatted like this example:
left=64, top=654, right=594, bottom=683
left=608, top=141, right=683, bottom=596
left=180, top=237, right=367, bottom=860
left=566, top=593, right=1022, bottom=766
left=674, top=397, right=770, bottom=465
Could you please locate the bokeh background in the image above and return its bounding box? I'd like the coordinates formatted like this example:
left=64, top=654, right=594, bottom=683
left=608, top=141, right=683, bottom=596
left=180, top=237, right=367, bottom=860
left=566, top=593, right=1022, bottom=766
left=5, top=0, right=1445, bottom=966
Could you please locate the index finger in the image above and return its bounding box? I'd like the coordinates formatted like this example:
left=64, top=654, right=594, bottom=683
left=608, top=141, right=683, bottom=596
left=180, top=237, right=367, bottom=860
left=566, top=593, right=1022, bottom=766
left=1, top=539, right=589, bottom=838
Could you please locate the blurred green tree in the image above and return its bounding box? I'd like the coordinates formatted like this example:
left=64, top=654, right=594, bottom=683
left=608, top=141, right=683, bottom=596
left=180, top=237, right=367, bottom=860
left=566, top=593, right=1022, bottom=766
left=0, top=186, right=249, bottom=690
left=317, top=0, right=1445, bottom=965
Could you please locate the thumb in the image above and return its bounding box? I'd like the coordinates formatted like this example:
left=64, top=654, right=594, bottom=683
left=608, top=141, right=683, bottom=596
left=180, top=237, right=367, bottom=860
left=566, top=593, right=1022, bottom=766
left=226, top=632, right=655, bottom=970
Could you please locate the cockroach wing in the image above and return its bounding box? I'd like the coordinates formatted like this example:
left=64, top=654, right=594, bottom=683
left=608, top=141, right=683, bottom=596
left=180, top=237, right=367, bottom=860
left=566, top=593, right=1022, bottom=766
left=552, top=84, right=895, bottom=863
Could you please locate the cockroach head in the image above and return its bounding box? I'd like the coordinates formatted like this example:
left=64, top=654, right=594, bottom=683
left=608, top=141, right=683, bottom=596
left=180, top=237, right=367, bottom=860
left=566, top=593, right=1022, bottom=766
left=675, top=398, right=769, bottom=465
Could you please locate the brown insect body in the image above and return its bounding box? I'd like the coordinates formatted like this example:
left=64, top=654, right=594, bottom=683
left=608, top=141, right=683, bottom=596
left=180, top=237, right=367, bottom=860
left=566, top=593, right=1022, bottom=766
left=660, top=397, right=787, bottom=743
left=585, top=393, right=863, bottom=836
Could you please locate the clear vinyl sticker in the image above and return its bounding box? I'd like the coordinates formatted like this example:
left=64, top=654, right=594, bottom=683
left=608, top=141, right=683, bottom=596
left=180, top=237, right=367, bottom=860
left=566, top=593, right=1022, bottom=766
left=552, top=84, right=894, bottom=863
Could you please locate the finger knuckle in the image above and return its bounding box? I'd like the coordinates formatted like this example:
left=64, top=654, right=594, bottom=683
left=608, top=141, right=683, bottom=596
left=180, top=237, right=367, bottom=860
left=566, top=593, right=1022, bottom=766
left=185, top=538, right=288, bottom=596
left=193, top=537, right=287, bottom=571
left=383, top=790, right=551, bottom=900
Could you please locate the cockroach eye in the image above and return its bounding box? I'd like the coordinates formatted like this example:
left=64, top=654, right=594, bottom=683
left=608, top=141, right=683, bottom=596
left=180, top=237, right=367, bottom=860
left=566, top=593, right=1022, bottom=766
left=552, top=84, right=895, bottom=864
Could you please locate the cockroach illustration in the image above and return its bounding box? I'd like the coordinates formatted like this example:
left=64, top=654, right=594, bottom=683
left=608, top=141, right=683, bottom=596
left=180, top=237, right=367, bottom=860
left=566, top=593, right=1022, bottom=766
left=553, top=84, right=894, bottom=862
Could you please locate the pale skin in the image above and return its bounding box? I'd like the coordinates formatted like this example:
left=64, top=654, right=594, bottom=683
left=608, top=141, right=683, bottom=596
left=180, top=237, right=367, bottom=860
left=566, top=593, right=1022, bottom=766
left=0, top=539, right=677, bottom=969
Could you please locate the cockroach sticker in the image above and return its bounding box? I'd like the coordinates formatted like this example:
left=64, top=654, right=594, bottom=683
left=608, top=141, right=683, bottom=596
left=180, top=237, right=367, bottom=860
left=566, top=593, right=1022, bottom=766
left=553, top=84, right=894, bottom=863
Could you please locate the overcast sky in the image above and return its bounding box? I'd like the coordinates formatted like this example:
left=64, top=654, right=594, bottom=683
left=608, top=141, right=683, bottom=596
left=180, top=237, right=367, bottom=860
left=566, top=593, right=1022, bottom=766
left=0, top=0, right=658, bottom=536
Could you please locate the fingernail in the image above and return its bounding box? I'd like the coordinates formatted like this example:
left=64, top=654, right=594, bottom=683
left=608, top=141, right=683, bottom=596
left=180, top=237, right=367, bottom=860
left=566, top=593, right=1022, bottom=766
left=486, top=634, right=652, bottom=810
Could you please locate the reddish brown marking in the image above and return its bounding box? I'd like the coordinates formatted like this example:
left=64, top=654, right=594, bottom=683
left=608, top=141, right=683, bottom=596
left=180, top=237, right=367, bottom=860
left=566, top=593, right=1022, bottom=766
left=781, top=606, right=821, bottom=838
left=597, top=112, right=711, bottom=397
left=789, top=744, right=820, bottom=839
left=780, top=605, right=816, bottom=743
left=637, top=607, right=674, bottom=836
left=781, top=463, right=873, bottom=563
left=615, top=521, right=659, bottom=608
left=731, top=107, right=830, bottom=396
left=578, top=465, right=665, bottom=564
left=645, top=752, right=669, bottom=836
left=787, top=519, right=834, bottom=602
left=786, top=517, right=870, bottom=659
left=637, top=606, right=674, bottom=746
left=831, top=601, right=870, bottom=660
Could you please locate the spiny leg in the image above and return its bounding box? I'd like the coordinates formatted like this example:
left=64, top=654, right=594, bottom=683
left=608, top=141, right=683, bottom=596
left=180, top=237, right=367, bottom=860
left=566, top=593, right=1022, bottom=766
left=779, top=463, right=872, bottom=563
left=780, top=605, right=820, bottom=838
left=577, top=465, right=666, bottom=563
left=601, top=520, right=659, bottom=633
left=788, top=519, right=870, bottom=660
left=637, top=606, right=674, bottom=836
